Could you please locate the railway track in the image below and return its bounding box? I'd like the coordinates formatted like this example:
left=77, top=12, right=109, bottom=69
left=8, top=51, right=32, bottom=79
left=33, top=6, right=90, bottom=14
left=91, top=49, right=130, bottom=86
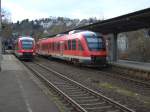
left=97, top=69, right=150, bottom=87
left=23, top=61, right=135, bottom=112
left=38, top=57, right=150, bottom=87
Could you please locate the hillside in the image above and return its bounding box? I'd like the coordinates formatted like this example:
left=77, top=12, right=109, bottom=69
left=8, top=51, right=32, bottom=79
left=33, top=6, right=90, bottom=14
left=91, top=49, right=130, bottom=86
left=12, top=17, right=100, bottom=39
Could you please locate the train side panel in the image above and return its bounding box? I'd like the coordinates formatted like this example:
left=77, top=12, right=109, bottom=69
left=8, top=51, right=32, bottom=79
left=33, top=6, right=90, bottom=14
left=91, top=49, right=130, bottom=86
left=36, top=31, right=107, bottom=66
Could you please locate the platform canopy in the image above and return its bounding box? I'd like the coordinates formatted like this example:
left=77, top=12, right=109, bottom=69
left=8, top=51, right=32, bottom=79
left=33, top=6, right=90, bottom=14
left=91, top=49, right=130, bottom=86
left=47, top=8, right=150, bottom=38
left=75, top=8, right=150, bottom=34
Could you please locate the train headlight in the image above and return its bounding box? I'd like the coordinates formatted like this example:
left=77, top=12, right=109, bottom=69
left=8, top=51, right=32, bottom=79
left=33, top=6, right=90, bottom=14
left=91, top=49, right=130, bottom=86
left=18, top=52, right=23, bottom=56
left=33, top=53, right=36, bottom=55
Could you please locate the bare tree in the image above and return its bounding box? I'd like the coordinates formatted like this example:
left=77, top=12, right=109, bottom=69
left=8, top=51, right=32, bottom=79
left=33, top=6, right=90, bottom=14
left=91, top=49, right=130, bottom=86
left=1, top=9, right=12, bottom=39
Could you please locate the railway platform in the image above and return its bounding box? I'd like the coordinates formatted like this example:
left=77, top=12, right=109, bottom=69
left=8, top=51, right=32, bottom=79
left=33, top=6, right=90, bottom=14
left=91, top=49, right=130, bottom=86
left=112, top=60, right=150, bottom=71
left=0, top=54, right=60, bottom=112
left=111, top=60, right=150, bottom=79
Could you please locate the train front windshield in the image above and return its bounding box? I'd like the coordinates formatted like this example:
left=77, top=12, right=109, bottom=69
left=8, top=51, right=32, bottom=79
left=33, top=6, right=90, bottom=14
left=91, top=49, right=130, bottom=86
left=85, top=35, right=105, bottom=51
left=21, top=40, right=33, bottom=49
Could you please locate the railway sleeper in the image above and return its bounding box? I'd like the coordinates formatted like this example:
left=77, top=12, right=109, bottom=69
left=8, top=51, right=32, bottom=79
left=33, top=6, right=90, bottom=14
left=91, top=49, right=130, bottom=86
left=65, top=86, right=81, bottom=89
left=72, top=96, right=96, bottom=100
left=69, top=93, right=90, bottom=97
left=107, top=110, right=121, bottom=112
left=76, top=98, right=100, bottom=104
left=55, top=83, right=75, bottom=86
left=56, top=85, right=77, bottom=88
left=65, top=89, right=84, bottom=93
left=66, top=89, right=86, bottom=93
left=61, top=86, right=79, bottom=89
left=80, top=102, right=107, bottom=108
left=55, top=84, right=75, bottom=88
left=66, top=92, right=88, bottom=96
left=80, top=101, right=105, bottom=106
left=85, top=105, right=113, bottom=111
left=64, top=88, right=82, bottom=91
left=53, top=82, right=67, bottom=85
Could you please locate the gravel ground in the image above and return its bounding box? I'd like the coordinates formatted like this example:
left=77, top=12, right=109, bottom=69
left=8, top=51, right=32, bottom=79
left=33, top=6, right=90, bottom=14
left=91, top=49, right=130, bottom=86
left=35, top=57, right=150, bottom=112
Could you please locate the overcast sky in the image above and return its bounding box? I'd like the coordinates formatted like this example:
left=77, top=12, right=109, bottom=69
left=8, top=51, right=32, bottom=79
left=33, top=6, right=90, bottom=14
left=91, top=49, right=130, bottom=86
left=2, top=0, right=150, bottom=22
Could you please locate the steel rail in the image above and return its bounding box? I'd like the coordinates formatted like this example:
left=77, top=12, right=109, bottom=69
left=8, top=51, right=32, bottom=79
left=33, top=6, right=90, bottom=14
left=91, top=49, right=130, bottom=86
left=23, top=62, right=87, bottom=112
left=35, top=62, right=135, bottom=112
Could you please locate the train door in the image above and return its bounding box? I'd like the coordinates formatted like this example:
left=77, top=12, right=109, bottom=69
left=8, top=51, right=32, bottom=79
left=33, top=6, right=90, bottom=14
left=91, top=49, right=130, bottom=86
left=60, top=41, right=64, bottom=56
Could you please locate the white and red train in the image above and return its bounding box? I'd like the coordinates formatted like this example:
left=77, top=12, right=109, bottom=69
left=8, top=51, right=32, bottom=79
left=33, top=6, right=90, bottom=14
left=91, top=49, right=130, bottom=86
left=14, top=36, right=35, bottom=60
left=36, top=30, right=107, bottom=66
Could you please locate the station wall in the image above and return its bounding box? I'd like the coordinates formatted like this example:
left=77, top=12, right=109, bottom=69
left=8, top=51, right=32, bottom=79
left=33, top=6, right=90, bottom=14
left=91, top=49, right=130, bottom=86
left=117, top=28, right=150, bottom=62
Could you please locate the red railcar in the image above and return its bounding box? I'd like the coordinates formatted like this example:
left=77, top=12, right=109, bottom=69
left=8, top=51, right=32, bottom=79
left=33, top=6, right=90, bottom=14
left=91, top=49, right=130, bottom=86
left=36, top=30, right=107, bottom=66
left=14, top=36, right=35, bottom=60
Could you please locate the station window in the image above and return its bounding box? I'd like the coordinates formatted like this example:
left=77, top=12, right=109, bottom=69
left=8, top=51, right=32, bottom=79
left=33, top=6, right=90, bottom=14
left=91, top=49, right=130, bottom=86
left=72, top=39, right=76, bottom=50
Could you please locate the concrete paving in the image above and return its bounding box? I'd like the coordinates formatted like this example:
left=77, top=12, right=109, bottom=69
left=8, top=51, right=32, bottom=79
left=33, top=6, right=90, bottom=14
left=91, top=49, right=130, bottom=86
left=0, top=55, right=60, bottom=112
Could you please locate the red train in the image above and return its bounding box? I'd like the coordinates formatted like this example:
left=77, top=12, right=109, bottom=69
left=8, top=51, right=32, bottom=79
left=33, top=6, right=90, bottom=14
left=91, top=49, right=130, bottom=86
left=14, top=36, right=35, bottom=60
left=36, top=30, right=107, bottom=67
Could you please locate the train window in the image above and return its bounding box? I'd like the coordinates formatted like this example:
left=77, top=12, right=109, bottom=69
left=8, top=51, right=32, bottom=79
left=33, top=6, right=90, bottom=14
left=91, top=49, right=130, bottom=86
left=52, top=42, right=54, bottom=51
left=46, top=44, right=48, bottom=49
left=78, top=40, right=83, bottom=51
left=42, top=45, right=43, bottom=50
left=45, top=44, right=47, bottom=50
left=85, top=35, right=105, bottom=51
left=43, top=45, right=44, bottom=50
left=49, top=43, right=51, bottom=50
left=72, top=39, right=76, bottom=50
left=55, top=43, right=57, bottom=51
left=40, top=44, right=42, bottom=50
left=46, top=44, right=48, bottom=50
left=21, top=40, right=33, bottom=49
left=50, top=43, right=52, bottom=50
left=43, top=44, right=45, bottom=50
left=68, top=40, right=71, bottom=50
left=42, top=44, right=45, bottom=50
left=57, top=42, right=60, bottom=51
left=51, top=43, right=53, bottom=50
left=64, top=41, right=68, bottom=50
left=54, top=42, right=57, bottom=51
left=53, top=43, right=55, bottom=50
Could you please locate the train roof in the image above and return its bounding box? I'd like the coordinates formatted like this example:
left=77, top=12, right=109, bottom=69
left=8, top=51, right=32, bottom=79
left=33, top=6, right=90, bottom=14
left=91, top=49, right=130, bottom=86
left=37, top=30, right=102, bottom=43
left=18, top=36, right=34, bottom=40
left=72, top=30, right=102, bottom=37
